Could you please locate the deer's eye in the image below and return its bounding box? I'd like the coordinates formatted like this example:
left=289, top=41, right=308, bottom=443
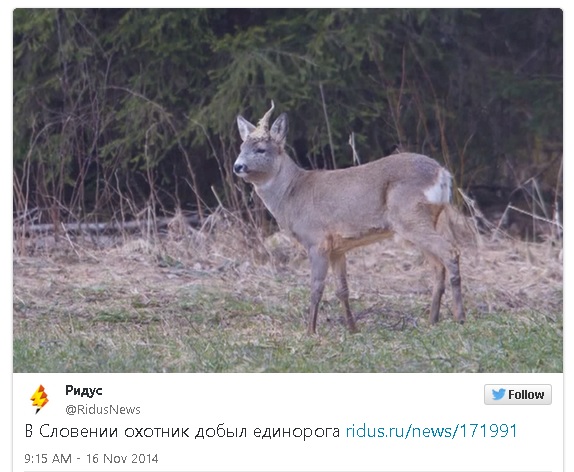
left=256, top=148, right=266, bottom=154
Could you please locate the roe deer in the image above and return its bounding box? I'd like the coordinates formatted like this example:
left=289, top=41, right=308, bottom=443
left=234, top=101, right=465, bottom=335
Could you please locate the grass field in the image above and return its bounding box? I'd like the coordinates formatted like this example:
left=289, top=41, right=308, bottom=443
left=13, top=215, right=563, bottom=373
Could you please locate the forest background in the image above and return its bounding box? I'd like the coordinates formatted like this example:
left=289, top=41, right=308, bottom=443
left=13, top=8, right=563, bottom=237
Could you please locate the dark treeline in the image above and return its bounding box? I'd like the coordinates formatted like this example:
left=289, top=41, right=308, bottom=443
left=13, top=9, right=562, bottom=228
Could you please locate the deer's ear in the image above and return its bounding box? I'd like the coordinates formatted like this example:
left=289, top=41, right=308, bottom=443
left=237, top=115, right=256, bottom=142
left=270, top=113, right=288, bottom=145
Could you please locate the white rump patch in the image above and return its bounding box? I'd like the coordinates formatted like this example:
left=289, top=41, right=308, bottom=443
left=424, top=168, right=452, bottom=204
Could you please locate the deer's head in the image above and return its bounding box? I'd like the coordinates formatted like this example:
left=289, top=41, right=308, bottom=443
left=234, top=101, right=289, bottom=184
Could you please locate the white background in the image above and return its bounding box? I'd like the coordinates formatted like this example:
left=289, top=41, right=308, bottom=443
left=13, top=373, right=563, bottom=472
left=4, top=2, right=571, bottom=472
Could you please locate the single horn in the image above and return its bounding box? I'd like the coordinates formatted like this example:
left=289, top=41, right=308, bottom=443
left=257, top=100, right=275, bottom=131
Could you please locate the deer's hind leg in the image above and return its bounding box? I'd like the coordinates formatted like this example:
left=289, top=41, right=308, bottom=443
left=413, top=234, right=464, bottom=323
left=394, top=206, right=465, bottom=324
left=424, top=252, right=446, bottom=324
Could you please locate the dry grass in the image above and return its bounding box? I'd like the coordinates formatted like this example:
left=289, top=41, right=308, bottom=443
left=13, top=212, right=563, bottom=373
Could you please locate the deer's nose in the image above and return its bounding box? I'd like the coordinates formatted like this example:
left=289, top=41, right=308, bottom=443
left=234, top=163, right=248, bottom=175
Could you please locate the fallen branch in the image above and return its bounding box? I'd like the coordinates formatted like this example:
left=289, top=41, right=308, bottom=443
left=14, top=215, right=200, bottom=236
left=507, top=205, right=563, bottom=230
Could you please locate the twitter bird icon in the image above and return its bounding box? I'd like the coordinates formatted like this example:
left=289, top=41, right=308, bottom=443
left=492, top=388, right=506, bottom=401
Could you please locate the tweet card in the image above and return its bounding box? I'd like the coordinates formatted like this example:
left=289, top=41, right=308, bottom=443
left=13, top=374, right=564, bottom=471
left=11, top=6, right=565, bottom=472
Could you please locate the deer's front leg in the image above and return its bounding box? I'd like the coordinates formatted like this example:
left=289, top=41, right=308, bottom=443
left=307, top=246, right=329, bottom=335
left=329, top=252, right=358, bottom=333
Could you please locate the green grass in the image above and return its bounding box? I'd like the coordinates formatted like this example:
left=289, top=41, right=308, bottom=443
left=13, top=283, right=562, bottom=373
left=13, top=232, right=563, bottom=373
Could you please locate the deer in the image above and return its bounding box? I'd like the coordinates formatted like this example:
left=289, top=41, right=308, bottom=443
left=233, top=101, right=465, bottom=335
